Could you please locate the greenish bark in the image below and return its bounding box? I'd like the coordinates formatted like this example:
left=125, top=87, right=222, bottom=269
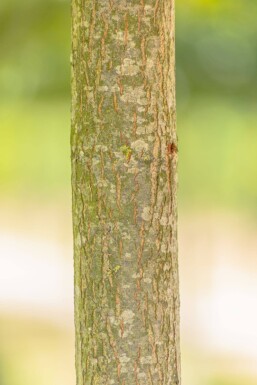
left=71, top=1, right=180, bottom=384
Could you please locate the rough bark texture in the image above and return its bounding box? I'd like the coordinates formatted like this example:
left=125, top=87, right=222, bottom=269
left=71, top=1, right=180, bottom=384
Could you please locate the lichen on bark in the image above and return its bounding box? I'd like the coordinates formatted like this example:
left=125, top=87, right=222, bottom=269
left=71, top=1, right=180, bottom=384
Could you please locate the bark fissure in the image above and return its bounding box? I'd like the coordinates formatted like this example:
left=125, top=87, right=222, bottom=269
left=71, top=1, right=180, bottom=384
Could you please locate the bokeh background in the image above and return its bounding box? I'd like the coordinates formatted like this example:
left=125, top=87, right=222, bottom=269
left=0, top=0, right=257, bottom=384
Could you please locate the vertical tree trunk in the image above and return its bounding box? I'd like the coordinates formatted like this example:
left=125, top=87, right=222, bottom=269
left=71, top=1, right=180, bottom=384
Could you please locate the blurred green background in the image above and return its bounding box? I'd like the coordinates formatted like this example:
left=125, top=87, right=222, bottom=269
left=0, top=0, right=257, bottom=384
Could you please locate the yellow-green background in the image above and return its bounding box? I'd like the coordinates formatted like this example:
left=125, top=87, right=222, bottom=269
left=0, top=1, right=256, bottom=384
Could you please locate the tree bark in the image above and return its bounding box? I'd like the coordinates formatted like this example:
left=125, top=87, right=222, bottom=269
left=71, top=1, right=180, bottom=384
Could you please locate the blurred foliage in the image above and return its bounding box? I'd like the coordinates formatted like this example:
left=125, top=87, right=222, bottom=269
left=208, top=377, right=257, bottom=385
left=0, top=0, right=70, bottom=100
left=0, top=316, right=75, bottom=385
left=0, top=0, right=256, bottom=212
left=177, top=0, right=257, bottom=99
left=0, top=100, right=70, bottom=198
left=177, top=0, right=257, bottom=214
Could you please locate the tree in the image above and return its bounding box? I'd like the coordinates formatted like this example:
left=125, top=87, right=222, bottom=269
left=71, top=1, right=180, bottom=384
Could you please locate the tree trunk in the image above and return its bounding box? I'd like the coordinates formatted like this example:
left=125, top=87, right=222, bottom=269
left=71, top=1, right=180, bottom=384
